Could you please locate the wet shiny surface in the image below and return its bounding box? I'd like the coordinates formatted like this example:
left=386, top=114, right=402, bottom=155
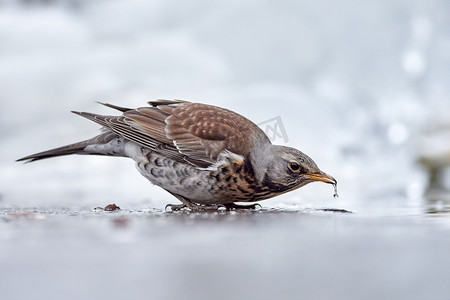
left=1, top=0, right=450, bottom=299
left=0, top=207, right=449, bottom=300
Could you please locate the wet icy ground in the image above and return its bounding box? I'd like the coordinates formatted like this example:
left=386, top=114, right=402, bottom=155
left=1, top=0, right=450, bottom=299
left=1, top=207, right=449, bottom=300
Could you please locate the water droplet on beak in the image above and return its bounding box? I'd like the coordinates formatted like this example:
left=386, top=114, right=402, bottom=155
left=332, top=182, right=339, bottom=198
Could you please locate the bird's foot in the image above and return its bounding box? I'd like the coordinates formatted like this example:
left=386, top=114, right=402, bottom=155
left=165, top=203, right=188, bottom=211
left=223, top=203, right=262, bottom=210
left=165, top=192, right=225, bottom=211
left=165, top=202, right=224, bottom=212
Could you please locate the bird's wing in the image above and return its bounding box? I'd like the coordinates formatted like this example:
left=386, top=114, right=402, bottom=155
left=74, top=100, right=269, bottom=168
left=129, top=100, right=268, bottom=164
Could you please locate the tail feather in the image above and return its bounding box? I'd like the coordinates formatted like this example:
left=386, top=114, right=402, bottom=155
left=17, top=132, right=119, bottom=163
left=17, top=141, right=91, bottom=163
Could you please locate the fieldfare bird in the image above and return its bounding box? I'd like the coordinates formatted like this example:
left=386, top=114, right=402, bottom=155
left=18, top=100, right=337, bottom=211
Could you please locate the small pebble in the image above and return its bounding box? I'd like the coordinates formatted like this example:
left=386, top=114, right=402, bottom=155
left=104, top=204, right=120, bottom=211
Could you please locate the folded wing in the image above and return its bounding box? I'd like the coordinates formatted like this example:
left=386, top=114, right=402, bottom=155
left=74, top=100, right=269, bottom=168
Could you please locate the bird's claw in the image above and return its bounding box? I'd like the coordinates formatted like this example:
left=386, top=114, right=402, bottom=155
left=165, top=203, right=188, bottom=211
left=165, top=203, right=225, bottom=212
left=223, top=203, right=262, bottom=210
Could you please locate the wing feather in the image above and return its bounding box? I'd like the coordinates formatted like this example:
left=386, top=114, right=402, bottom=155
left=73, top=100, right=270, bottom=168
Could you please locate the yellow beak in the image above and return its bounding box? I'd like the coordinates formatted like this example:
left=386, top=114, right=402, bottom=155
left=304, top=172, right=337, bottom=185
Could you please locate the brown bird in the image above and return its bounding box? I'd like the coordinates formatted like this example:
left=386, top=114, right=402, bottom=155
left=17, top=100, right=337, bottom=211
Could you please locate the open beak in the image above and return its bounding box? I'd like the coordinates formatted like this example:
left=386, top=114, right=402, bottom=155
left=304, top=172, right=337, bottom=185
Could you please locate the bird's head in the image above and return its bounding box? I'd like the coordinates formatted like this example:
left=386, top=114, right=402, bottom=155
left=258, top=145, right=337, bottom=195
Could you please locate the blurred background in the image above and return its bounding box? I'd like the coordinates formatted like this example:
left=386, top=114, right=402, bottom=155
left=1, top=1, right=450, bottom=300
left=1, top=0, right=449, bottom=214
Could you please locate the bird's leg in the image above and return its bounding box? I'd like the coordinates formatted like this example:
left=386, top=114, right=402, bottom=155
left=165, top=196, right=196, bottom=211
left=165, top=203, right=188, bottom=211
left=223, top=203, right=262, bottom=210
left=165, top=192, right=224, bottom=211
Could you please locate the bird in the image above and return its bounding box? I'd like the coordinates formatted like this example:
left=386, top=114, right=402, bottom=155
left=17, top=100, right=338, bottom=211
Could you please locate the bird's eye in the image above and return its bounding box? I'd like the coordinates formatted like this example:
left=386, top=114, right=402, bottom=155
left=288, top=161, right=301, bottom=172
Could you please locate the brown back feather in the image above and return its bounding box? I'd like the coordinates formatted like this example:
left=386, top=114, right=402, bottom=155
left=75, top=100, right=270, bottom=168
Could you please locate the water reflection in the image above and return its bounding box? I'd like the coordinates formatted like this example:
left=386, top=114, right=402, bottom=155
left=420, top=164, right=450, bottom=214
left=424, top=189, right=450, bottom=214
